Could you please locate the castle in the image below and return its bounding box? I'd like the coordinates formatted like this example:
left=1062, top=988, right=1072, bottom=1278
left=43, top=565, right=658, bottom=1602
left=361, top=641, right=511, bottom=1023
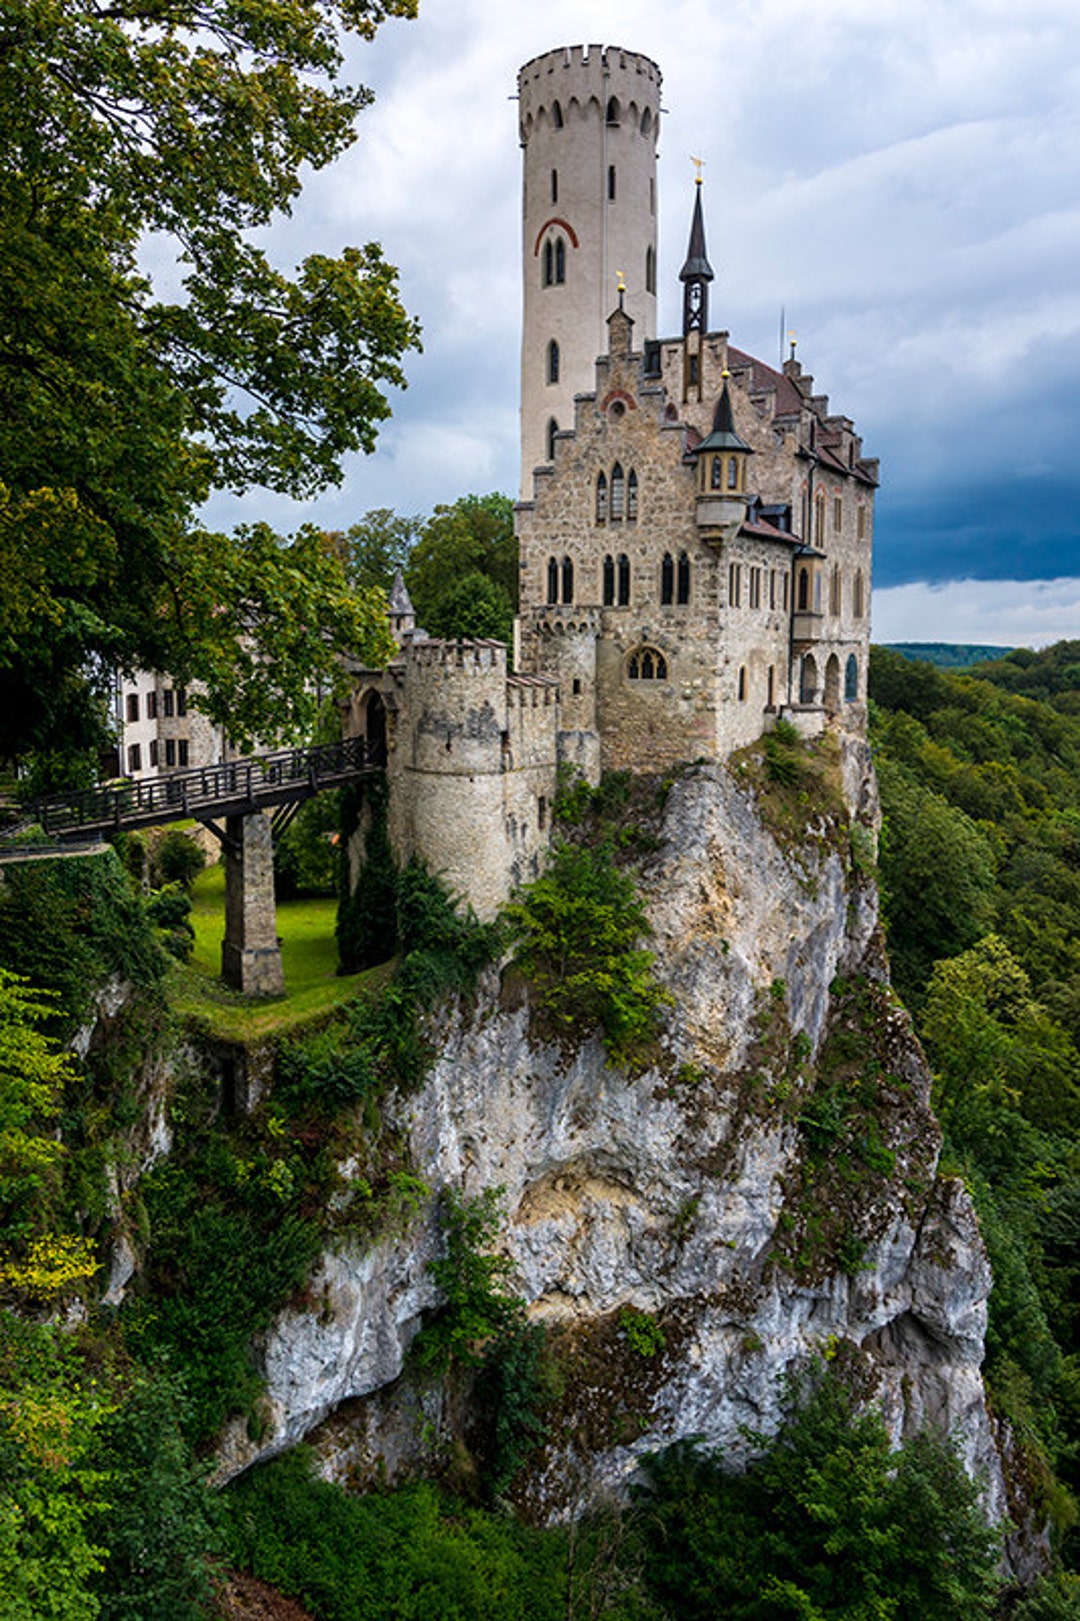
left=346, top=44, right=877, bottom=920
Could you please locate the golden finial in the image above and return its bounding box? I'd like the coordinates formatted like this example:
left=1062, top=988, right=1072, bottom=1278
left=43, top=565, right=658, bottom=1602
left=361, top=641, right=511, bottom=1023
left=691, top=155, right=705, bottom=184
left=616, top=269, right=627, bottom=293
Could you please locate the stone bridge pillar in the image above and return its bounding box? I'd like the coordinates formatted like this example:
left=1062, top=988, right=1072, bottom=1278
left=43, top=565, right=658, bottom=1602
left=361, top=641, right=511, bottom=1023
left=221, top=811, right=285, bottom=997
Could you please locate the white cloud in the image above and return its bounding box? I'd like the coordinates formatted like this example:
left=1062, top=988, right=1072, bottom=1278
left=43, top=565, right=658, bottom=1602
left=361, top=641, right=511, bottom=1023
left=872, top=577, right=1080, bottom=647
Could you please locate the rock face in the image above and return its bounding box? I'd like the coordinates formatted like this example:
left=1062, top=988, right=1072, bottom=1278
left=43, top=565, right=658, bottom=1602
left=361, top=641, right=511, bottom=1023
left=217, top=741, right=1006, bottom=1527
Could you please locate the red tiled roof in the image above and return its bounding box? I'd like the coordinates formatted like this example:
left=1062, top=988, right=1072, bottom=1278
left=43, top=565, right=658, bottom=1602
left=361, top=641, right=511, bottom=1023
left=726, top=345, right=805, bottom=417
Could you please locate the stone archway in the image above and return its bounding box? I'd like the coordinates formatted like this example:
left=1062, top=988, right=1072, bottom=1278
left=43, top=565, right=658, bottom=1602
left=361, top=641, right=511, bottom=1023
left=361, top=690, right=387, bottom=763
left=799, top=654, right=819, bottom=705
left=824, top=653, right=841, bottom=713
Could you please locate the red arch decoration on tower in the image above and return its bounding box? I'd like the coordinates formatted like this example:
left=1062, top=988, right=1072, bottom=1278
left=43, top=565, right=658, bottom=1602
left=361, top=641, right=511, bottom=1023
left=533, top=217, right=580, bottom=255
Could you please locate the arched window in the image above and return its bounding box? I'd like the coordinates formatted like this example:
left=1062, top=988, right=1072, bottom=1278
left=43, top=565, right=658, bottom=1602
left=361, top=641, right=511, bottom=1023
left=542, top=239, right=554, bottom=286
left=677, top=551, right=691, bottom=605
left=738, top=666, right=748, bottom=702
left=845, top=654, right=859, bottom=702
left=814, top=491, right=826, bottom=546
left=711, top=457, right=723, bottom=490
left=554, top=237, right=566, bottom=283
left=645, top=244, right=656, bottom=294
left=628, top=647, right=667, bottom=680
left=547, top=339, right=559, bottom=383
left=853, top=569, right=865, bottom=619
left=552, top=100, right=564, bottom=129
left=797, top=568, right=810, bottom=612
left=610, top=462, right=625, bottom=520
left=641, top=107, right=653, bottom=136
left=800, top=655, right=818, bottom=705
left=617, top=552, right=631, bottom=606
left=627, top=469, right=638, bottom=521
left=546, top=418, right=558, bottom=460
left=546, top=557, right=559, bottom=605
left=561, top=555, right=574, bottom=604
left=596, top=471, right=608, bottom=524
left=727, top=456, right=738, bottom=491
left=606, top=96, right=620, bottom=124
left=603, top=554, right=615, bottom=606
left=551, top=168, right=558, bottom=204
left=830, top=564, right=841, bottom=616
left=660, top=552, right=674, bottom=605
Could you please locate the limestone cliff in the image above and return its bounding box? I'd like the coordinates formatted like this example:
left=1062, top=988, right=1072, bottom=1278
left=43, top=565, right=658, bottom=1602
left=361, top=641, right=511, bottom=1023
left=214, top=740, right=1006, bottom=1527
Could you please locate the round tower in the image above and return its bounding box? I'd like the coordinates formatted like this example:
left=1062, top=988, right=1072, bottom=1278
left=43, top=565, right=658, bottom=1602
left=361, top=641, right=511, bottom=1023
left=518, top=44, right=661, bottom=495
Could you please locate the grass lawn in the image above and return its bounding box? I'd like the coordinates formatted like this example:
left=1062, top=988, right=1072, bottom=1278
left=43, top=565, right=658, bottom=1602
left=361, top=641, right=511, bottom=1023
left=171, top=861, right=389, bottom=1043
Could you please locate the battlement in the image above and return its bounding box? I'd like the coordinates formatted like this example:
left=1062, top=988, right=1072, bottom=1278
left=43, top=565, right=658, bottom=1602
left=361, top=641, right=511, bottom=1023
left=404, top=638, right=506, bottom=673
left=507, top=674, right=560, bottom=709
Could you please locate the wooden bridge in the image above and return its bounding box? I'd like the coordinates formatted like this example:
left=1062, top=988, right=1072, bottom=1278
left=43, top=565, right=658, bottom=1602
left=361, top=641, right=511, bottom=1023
left=19, top=737, right=385, bottom=998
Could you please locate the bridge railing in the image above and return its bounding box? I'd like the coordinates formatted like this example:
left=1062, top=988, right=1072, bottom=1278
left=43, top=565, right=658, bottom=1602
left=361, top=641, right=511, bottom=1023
left=31, top=735, right=385, bottom=837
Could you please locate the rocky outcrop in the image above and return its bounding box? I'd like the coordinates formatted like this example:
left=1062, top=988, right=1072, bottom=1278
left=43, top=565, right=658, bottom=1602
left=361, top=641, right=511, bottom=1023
left=215, top=739, right=1005, bottom=1525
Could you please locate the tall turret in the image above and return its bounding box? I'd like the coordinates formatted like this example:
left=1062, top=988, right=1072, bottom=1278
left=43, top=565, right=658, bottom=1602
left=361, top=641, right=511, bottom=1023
left=517, top=44, right=661, bottom=493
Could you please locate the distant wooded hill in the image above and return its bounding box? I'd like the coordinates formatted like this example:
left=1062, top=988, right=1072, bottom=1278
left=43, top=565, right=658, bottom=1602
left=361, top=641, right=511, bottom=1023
left=883, top=641, right=1014, bottom=668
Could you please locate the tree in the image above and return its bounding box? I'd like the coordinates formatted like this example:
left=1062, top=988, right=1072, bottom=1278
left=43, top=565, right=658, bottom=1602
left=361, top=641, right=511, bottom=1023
left=635, top=1367, right=1001, bottom=1621
left=406, top=494, right=517, bottom=645
left=0, top=0, right=419, bottom=774
left=343, top=508, right=423, bottom=595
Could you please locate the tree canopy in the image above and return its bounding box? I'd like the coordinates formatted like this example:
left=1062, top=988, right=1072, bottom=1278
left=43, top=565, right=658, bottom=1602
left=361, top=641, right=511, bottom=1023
left=0, top=0, right=419, bottom=775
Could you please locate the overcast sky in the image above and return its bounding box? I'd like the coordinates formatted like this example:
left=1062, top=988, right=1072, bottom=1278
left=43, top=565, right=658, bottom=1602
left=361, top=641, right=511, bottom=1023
left=207, top=0, right=1080, bottom=647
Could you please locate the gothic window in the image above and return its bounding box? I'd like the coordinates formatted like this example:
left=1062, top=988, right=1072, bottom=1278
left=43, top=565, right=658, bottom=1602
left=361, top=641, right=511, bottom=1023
left=830, top=564, right=841, bottom=616
left=551, top=168, right=558, bottom=204
left=797, top=567, right=810, bottom=612
left=555, top=236, right=565, bottom=283
left=547, top=339, right=559, bottom=383
left=561, top=556, right=574, bottom=604
left=543, top=239, right=554, bottom=285
left=608, top=164, right=616, bottom=201
left=738, top=666, right=748, bottom=701
left=677, top=551, right=691, bottom=605
left=661, top=552, right=674, bottom=605
left=845, top=654, right=859, bottom=702
left=610, top=462, right=625, bottom=521
left=627, top=469, right=638, bottom=521
left=814, top=491, right=826, bottom=546
left=596, top=471, right=608, bottom=524
left=552, top=100, right=564, bottom=129
left=606, top=96, right=620, bottom=124
left=547, top=557, right=559, bottom=604
left=617, top=552, right=631, bottom=606
left=729, top=562, right=741, bottom=607
left=727, top=456, right=739, bottom=491
left=711, top=456, right=722, bottom=490
left=853, top=569, right=865, bottom=619
left=645, top=245, right=656, bottom=294
left=628, top=647, right=667, bottom=680
left=641, top=107, right=653, bottom=137
left=603, top=554, right=615, bottom=605
left=546, top=418, right=558, bottom=460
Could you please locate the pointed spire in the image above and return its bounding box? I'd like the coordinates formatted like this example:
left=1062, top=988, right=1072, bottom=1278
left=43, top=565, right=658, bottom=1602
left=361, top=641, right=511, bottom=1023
left=679, top=181, right=714, bottom=284
left=389, top=567, right=414, bottom=619
left=694, top=376, right=752, bottom=456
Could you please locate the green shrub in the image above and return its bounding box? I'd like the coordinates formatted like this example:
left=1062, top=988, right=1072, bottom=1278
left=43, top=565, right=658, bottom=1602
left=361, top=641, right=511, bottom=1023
left=337, top=776, right=397, bottom=972
left=505, top=839, right=670, bottom=1066
left=619, top=1308, right=666, bottom=1359
left=414, top=1188, right=523, bottom=1376
left=475, top=1320, right=557, bottom=1499
left=152, top=828, right=206, bottom=889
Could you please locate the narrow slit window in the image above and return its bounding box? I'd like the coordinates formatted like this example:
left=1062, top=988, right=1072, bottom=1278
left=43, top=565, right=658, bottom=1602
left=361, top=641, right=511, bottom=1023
left=617, top=553, right=631, bottom=606
left=561, top=556, right=574, bottom=604
left=627, top=469, right=638, bottom=521
left=555, top=236, right=565, bottom=283
left=603, top=554, right=615, bottom=605
left=547, top=339, right=559, bottom=383
left=677, top=551, right=691, bottom=605
left=546, top=418, right=558, bottom=460
left=610, top=462, right=624, bottom=520
left=547, top=557, right=559, bottom=604
left=608, top=164, right=616, bottom=201
left=596, top=471, right=608, bottom=524
left=661, top=552, right=674, bottom=605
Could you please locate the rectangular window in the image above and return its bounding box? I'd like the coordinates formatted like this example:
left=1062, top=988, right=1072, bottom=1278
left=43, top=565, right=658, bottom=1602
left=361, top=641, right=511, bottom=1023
left=178, top=740, right=189, bottom=767
left=857, top=506, right=867, bottom=540
left=607, top=164, right=616, bottom=201
left=769, top=571, right=777, bottom=610
left=728, top=562, right=741, bottom=608
left=149, top=740, right=158, bottom=768
left=163, top=690, right=174, bottom=717
left=146, top=691, right=157, bottom=720
left=165, top=739, right=176, bottom=767
left=834, top=496, right=843, bottom=531
left=126, top=693, right=139, bottom=723
left=783, top=575, right=789, bottom=611
left=176, top=687, right=187, bottom=717
left=749, top=567, right=761, bottom=609
left=127, top=743, right=141, bottom=773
